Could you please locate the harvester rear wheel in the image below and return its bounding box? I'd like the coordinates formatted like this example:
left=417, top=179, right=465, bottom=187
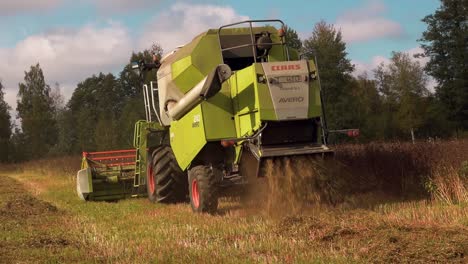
left=188, top=165, right=218, bottom=213
left=147, top=145, right=187, bottom=203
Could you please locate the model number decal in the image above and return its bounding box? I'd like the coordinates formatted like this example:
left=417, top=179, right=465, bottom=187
left=279, top=96, right=304, bottom=103
left=192, top=114, right=200, bottom=128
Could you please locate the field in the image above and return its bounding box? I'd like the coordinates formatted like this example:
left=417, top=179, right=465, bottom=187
left=0, top=141, right=467, bottom=263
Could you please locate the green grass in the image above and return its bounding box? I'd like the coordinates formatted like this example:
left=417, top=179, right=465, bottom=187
left=0, top=175, right=91, bottom=263
left=1, top=140, right=467, bottom=263
left=0, top=168, right=466, bottom=263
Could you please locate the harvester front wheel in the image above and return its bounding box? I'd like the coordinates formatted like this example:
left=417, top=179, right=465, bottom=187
left=147, top=146, right=187, bottom=203
left=188, top=165, right=219, bottom=213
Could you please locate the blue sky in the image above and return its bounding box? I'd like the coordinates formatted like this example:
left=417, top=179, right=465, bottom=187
left=0, top=0, right=440, bottom=110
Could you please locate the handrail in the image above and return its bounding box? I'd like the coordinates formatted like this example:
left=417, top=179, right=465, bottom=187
left=142, top=84, right=151, bottom=122
left=218, top=19, right=286, bottom=31
left=217, top=19, right=290, bottom=64
left=150, top=81, right=162, bottom=125
left=220, top=42, right=285, bottom=52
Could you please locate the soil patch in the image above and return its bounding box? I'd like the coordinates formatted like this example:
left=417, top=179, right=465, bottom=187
left=0, top=175, right=87, bottom=263
left=276, top=215, right=467, bottom=263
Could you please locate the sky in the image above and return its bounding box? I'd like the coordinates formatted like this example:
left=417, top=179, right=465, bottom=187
left=0, top=0, right=440, bottom=115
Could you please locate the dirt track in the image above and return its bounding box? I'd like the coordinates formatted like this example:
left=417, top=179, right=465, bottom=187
left=0, top=175, right=87, bottom=263
left=0, top=169, right=467, bottom=263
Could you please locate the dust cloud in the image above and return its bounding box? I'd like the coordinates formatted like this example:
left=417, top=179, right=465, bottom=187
left=241, top=156, right=348, bottom=216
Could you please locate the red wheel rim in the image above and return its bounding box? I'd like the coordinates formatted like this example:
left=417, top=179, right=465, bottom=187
left=148, top=163, right=155, bottom=195
left=191, top=179, right=199, bottom=208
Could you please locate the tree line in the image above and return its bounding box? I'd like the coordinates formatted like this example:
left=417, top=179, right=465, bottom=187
left=0, top=48, right=158, bottom=162
left=0, top=0, right=466, bottom=162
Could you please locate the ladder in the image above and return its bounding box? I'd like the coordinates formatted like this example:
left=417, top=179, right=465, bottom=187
left=133, top=120, right=146, bottom=191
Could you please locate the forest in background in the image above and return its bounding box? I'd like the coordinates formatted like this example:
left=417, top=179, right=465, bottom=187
left=0, top=0, right=466, bottom=162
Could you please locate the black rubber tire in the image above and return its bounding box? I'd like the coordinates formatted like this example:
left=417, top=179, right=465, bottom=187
left=147, top=145, right=187, bottom=203
left=188, top=165, right=219, bottom=213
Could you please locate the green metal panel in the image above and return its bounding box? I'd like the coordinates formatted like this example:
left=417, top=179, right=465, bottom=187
left=254, top=64, right=277, bottom=120
left=308, top=81, right=322, bottom=118
left=170, top=105, right=206, bottom=170
left=192, top=35, right=223, bottom=74
left=166, top=25, right=324, bottom=169
left=264, top=33, right=298, bottom=62
left=170, top=26, right=284, bottom=96
left=169, top=32, right=207, bottom=60
left=79, top=158, right=139, bottom=201
left=239, top=112, right=259, bottom=137
left=235, top=66, right=257, bottom=113
left=306, top=60, right=323, bottom=118
left=172, top=57, right=205, bottom=93
left=134, top=120, right=166, bottom=184
left=167, top=26, right=277, bottom=65
left=289, top=48, right=300, bottom=60
left=266, top=45, right=285, bottom=62
left=202, top=82, right=237, bottom=140
left=227, top=74, right=240, bottom=136
left=230, top=65, right=262, bottom=137
left=171, top=34, right=223, bottom=94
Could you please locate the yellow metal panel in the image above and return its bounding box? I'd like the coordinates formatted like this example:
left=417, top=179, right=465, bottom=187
left=254, top=63, right=277, bottom=120
left=171, top=56, right=192, bottom=78
left=170, top=105, right=206, bottom=170
left=239, top=112, right=257, bottom=137
left=172, top=60, right=205, bottom=93
left=202, top=82, right=236, bottom=140
left=307, top=60, right=322, bottom=118
left=235, top=66, right=256, bottom=113
left=192, top=35, right=223, bottom=74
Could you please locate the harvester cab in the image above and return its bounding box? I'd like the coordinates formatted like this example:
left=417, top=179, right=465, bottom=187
left=77, top=20, right=334, bottom=213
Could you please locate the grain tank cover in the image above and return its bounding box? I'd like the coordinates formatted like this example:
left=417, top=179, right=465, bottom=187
left=156, top=23, right=288, bottom=126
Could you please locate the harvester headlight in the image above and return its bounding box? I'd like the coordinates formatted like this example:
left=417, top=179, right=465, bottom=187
left=257, top=75, right=266, bottom=83
left=310, top=71, right=317, bottom=80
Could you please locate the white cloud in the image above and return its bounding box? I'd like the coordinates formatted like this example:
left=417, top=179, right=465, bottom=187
left=405, top=47, right=429, bottom=66
left=353, top=47, right=429, bottom=77
left=405, top=47, right=436, bottom=91
left=335, top=0, right=403, bottom=43
left=0, top=0, right=162, bottom=16
left=0, top=22, right=133, bottom=113
left=90, top=0, right=163, bottom=13
left=0, top=0, right=63, bottom=16
left=140, top=2, right=249, bottom=52
left=353, top=55, right=390, bottom=77
left=0, top=2, right=249, bottom=113
left=2, top=88, right=16, bottom=111
left=352, top=46, right=437, bottom=92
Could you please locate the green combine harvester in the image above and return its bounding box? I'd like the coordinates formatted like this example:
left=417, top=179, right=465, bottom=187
left=77, top=20, right=353, bottom=213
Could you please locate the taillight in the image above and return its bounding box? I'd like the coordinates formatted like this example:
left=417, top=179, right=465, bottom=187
left=347, top=129, right=360, bottom=137
left=220, top=140, right=235, bottom=147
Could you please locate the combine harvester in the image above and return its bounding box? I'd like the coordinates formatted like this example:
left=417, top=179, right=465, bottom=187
left=77, top=20, right=357, bottom=213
